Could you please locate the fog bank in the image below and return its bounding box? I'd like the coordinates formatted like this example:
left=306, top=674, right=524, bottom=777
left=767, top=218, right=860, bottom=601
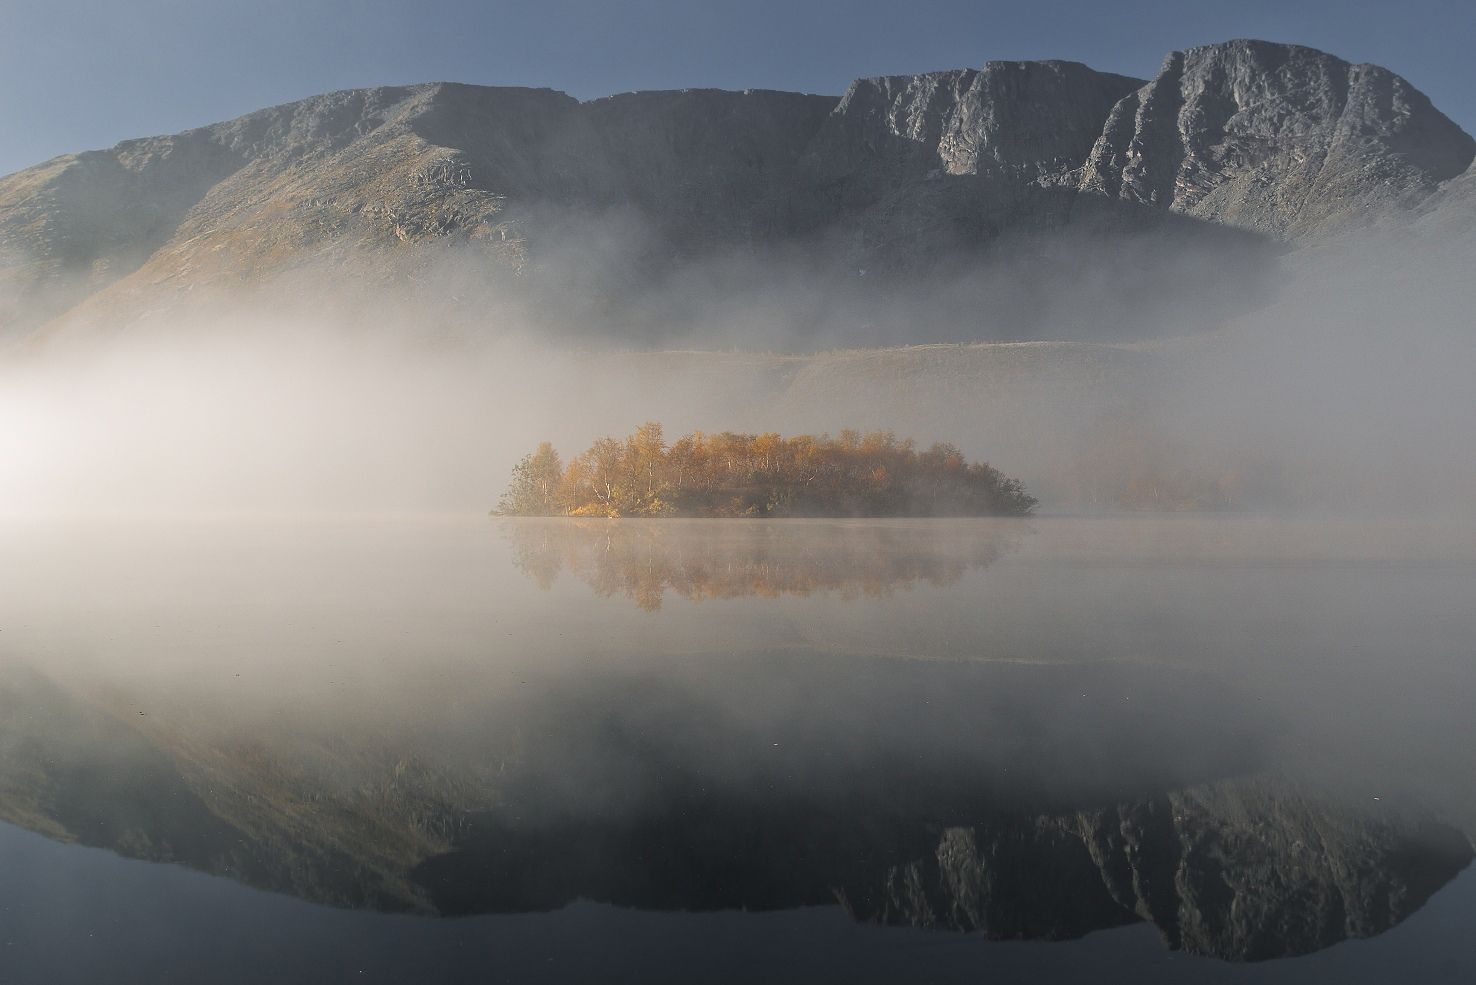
left=1, top=219, right=1473, bottom=518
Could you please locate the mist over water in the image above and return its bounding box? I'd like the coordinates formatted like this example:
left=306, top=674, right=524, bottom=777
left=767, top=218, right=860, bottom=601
left=1, top=514, right=1474, bottom=982
left=2, top=214, right=1474, bottom=518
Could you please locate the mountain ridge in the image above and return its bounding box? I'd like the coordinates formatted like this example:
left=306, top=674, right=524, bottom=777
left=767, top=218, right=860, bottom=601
left=1, top=38, right=1471, bottom=344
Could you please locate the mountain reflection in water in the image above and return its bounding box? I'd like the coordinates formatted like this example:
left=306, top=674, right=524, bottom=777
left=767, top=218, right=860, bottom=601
left=0, top=516, right=1473, bottom=975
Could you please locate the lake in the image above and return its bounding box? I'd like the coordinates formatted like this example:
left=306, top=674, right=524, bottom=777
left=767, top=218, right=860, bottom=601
left=1, top=515, right=1473, bottom=984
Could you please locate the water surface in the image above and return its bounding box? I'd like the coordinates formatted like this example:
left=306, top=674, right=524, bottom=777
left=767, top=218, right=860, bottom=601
left=1, top=516, right=1473, bottom=983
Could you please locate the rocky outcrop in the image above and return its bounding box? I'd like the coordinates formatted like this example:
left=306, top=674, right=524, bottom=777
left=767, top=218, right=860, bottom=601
left=801, top=61, right=1142, bottom=187
left=1079, top=40, right=1475, bottom=237
left=782, top=61, right=1150, bottom=275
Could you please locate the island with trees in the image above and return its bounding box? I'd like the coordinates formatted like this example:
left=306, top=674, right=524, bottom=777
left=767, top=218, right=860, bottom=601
left=495, top=423, right=1036, bottom=518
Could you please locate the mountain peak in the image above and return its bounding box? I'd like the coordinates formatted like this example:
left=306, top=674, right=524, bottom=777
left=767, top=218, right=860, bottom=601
left=1080, top=38, right=1475, bottom=235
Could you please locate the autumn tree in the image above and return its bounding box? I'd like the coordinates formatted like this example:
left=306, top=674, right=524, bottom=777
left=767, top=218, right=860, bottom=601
left=568, top=436, right=627, bottom=517
left=495, top=442, right=564, bottom=516
left=623, top=421, right=673, bottom=515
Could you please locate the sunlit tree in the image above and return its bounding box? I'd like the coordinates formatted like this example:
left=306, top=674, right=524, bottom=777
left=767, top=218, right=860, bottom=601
left=495, top=442, right=564, bottom=516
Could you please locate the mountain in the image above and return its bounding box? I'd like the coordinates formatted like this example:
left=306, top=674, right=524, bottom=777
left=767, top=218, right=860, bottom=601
left=1, top=39, right=1470, bottom=345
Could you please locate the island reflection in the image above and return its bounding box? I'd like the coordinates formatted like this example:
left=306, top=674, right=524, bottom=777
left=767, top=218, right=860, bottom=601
left=503, top=518, right=1024, bottom=610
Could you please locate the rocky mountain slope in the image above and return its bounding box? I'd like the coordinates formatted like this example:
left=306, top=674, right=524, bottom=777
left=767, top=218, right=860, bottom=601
left=1, top=39, right=1469, bottom=344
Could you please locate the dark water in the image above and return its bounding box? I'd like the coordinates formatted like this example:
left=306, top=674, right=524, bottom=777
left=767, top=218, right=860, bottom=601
left=1, top=516, right=1473, bottom=984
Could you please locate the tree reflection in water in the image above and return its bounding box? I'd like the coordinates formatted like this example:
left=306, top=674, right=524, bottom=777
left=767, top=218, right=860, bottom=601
left=503, top=519, right=1026, bottom=611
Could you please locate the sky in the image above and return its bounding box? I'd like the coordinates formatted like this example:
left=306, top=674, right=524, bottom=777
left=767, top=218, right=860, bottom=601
left=1, top=0, right=1473, bottom=177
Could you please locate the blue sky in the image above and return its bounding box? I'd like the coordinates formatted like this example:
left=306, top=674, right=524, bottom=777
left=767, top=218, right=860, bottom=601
left=2, top=0, right=1473, bottom=176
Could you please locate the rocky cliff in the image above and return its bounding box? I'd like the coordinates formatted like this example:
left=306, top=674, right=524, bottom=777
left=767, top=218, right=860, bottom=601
left=1079, top=40, right=1475, bottom=237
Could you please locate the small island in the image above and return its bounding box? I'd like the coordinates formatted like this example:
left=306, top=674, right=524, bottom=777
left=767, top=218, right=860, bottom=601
left=496, top=423, right=1036, bottom=518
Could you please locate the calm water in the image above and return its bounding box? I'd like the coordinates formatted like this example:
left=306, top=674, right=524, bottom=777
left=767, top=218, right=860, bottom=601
left=1, top=516, right=1473, bottom=984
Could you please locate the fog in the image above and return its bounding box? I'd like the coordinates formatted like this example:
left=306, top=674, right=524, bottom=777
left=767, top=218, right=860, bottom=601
left=4, top=217, right=1476, bottom=956
left=4, top=516, right=1474, bottom=845
left=1, top=207, right=1473, bottom=518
